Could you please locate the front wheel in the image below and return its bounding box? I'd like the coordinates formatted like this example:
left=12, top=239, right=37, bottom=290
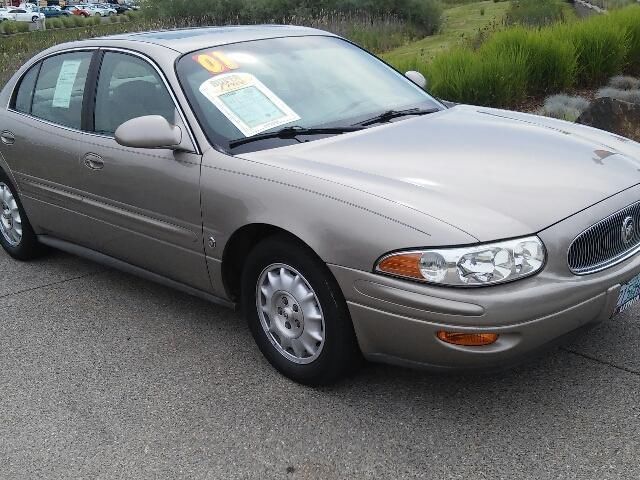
left=242, top=235, right=361, bottom=385
left=31, top=16, right=38, bottom=22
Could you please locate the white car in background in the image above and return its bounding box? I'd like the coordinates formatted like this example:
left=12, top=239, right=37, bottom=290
left=0, top=8, right=14, bottom=21
left=4, top=7, right=44, bottom=22
left=78, top=4, right=115, bottom=16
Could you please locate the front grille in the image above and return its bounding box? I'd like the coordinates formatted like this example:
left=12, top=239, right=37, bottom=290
left=568, top=201, right=640, bottom=274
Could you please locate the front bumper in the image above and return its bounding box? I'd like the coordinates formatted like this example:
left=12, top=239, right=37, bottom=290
left=330, top=264, right=626, bottom=370
left=330, top=185, right=640, bottom=370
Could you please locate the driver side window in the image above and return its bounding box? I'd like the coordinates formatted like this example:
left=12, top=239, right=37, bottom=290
left=94, top=52, right=176, bottom=135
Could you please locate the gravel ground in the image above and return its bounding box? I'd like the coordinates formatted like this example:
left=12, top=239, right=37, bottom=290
left=1, top=249, right=639, bottom=479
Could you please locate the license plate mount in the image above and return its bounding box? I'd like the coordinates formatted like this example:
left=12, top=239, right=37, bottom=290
left=614, top=272, right=640, bottom=317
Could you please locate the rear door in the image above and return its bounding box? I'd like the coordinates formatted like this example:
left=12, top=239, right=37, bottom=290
left=2, top=50, right=100, bottom=247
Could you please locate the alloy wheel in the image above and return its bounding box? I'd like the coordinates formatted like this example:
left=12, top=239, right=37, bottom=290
left=256, top=263, right=325, bottom=364
left=0, top=182, right=22, bottom=246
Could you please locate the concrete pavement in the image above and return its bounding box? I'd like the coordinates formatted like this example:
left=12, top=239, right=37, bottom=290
left=1, top=249, right=639, bottom=479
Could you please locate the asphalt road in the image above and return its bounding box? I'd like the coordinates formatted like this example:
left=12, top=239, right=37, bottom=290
left=1, top=249, right=639, bottom=479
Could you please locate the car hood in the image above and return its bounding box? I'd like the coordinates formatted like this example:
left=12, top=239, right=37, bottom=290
left=239, top=105, right=640, bottom=242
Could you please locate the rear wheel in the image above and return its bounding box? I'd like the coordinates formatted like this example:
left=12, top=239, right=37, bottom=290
left=242, top=235, right=361, bottom=385
left=31, top=15, right=38, bottom=22
left=0, top=170, right=46, bottom=260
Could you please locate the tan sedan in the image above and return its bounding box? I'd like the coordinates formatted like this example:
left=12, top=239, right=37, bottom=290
left=1, top=26, right=640, bottom=384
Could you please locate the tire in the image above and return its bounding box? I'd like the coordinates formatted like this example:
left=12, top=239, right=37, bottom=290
left=31, top=16, right=38, bottom=23
left=241, top=234, right=361, bottom=385
left=0, top=170, right=46, bottom=261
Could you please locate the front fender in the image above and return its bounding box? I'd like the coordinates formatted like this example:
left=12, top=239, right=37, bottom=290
left=200, top=149, right=476, bottom=296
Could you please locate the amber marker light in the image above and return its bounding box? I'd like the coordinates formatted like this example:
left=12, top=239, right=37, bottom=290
left=376, top=252, right=424, bottom=280
left=437, top=331, right=499, bottom=347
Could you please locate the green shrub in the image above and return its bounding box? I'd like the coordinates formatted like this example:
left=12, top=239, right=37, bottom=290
left=506, top=0, right=566, bottom=27
left=15, top=21, right=30, bottom=33
left=144, top=0, right=443, bottom=35
left=2, top=21, right=19, bottom=35
left=427, top=46, right=528, bottom=107
left=72, top=15, right=86, bottom=27
left=109, top=14, right=119, bottom=23
left=48, top=18, right=63, bottom=29
left=559, top=16, right=629, bottom=86
left=61, top=16, right=75, bottom=28
left=609, top=6, right=640, bottom=73
left=91, top=15, right=101, bottom=26
left=483, top=27, right=576, bottom=95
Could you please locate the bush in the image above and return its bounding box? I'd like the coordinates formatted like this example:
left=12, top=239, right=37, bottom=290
left=559, top=16, right=629, bottom=86
left=1, top=21, right=18, bottom=35
left=538, top=94, right=590, bottom=122
left=597, top=87, right=640, bottom=104
left=144, top=0, right=443, bottom=35
left=427, top=46, right=528, bottom=107
left=48, top=18, right=63, bottom=29
left=415, top=4, right=639, bottom=107
left=483, top=27, right=576, bottom=95
left=609, top=76, right=640, bottom=90
left=72, top=15, right=86, bottom=27
left=61, top=16, right=75, bottom=28
left=608, top=6, right=640, bottom=73
left=505, top=0, right=566, bottom=28
left=91, top=15, right=101, bottom=26
left=109, top=14, right=119, bottom=23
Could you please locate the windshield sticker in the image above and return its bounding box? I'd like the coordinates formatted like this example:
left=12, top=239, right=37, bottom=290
left=194, top=51, right=239, bottom=75
left=199, top=73, right=300, bottom=137
left=52, top=59, right=82, bottom=109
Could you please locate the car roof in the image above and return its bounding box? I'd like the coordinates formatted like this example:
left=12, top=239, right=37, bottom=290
left=100, top=25, right=335, bottom=54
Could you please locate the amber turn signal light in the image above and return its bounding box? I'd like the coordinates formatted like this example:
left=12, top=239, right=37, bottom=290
left=377, top=253, right=423, bottom=280
left=437, top=331, right=499, bottom=347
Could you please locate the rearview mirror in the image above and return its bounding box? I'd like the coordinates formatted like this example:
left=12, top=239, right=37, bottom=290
left=405, top=71, right=427, bottom=89
left=115, top=115, right=183, bottom=150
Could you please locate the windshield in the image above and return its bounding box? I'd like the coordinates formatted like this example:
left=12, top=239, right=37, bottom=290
left=177, top=36, right=441, bottom=154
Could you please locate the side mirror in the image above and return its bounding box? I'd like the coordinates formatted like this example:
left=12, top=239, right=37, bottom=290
left=405, top=71, right=427, bottom=89
left=115, top=115, right=183, bottom=150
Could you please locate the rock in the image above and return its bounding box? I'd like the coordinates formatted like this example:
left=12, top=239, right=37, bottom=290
left=576, top=97, right=640, bottom=141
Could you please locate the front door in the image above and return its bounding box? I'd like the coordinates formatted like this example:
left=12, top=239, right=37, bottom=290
left=73, top=50, right=211, bottom=292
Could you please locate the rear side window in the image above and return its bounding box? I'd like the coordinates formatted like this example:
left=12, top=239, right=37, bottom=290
left=31, top=51, right=92, bottom=130
left=94, top=52, right=176, bottom=135
left=12, top=63, right=40, bottom=114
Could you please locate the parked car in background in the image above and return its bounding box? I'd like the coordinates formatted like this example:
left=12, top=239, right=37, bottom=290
left=77, top=4, right=115, bottom=16
left=100, top=2, right=129, bottom=14
left=62, top=5, right=89, bottom=17
left=0, top=8, right=15, bottom=21
left=107, top=0, right=132, bottom=15
left=5, top=8, right=44, bottom=22
left=122, top=0, right=139, bottom=10
left=40, top=6, right=71, bottom=18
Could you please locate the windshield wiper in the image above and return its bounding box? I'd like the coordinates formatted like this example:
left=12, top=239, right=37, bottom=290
left=355, top=107, right=441, bottom=127
left=229, top=126, right=365, bottom=149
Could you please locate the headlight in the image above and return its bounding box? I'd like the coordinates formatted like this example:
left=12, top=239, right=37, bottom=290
left=375, top=236, right=545, bottom=287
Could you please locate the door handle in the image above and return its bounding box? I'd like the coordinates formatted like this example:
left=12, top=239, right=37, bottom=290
left=0, top=131, right=15, bottom=146
left=83, top=153, right=104, bottom=171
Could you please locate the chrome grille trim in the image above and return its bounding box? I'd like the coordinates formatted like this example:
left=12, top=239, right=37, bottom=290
left=568, top=201, right=640, bottom=275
